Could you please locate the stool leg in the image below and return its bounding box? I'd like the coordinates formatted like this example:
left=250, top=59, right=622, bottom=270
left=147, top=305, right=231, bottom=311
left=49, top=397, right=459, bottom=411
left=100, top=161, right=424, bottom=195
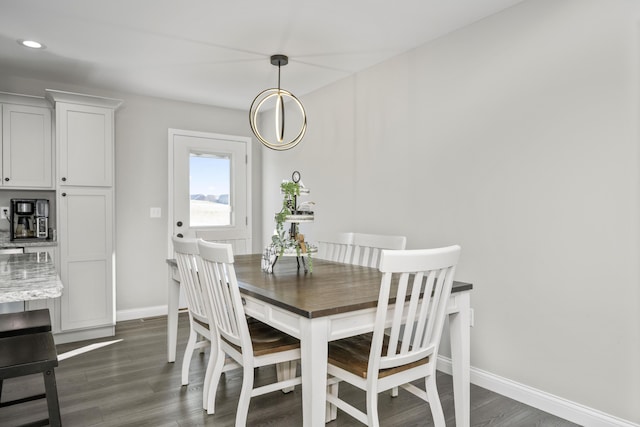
left=43, top=369, right=61, bottom=427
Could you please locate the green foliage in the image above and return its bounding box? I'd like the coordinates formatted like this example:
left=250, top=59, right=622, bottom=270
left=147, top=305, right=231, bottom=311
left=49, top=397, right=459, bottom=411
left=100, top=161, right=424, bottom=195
left=280, top=181, right=300, bottom=198
left=272, top=181, right=300, bottom=255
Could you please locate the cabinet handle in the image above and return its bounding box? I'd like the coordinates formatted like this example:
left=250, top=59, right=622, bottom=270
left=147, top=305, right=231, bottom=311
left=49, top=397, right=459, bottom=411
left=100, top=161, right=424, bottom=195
left=176, top=233, right=184, bottom=238
left=176, top=221, right=183, bottom=227
left=4, top=177, right=8, bottom=182
left=61, top=177, right=67, bottom=182
left=61, top=193, right=67, bottom=197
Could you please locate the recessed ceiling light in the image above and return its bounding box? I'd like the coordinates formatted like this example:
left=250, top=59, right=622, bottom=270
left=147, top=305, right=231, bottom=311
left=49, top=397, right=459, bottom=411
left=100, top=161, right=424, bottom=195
left=18, top=39, right=45, bottom=49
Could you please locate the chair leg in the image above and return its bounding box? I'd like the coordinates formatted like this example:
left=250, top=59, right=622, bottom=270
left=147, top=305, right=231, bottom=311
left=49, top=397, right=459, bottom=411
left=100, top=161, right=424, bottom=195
left=365, top=385, right=380, bottom=427
left=391, top=386, right=398, bottom=397
left=288, top=361, right=297, bottom=386
left=43, top=368, right=61, bottom=427
left=326, top=381, right=338, bottom=422
left=425, top=375, right=445, bottom=427
left=235, top=364, right=254, bottom=427
left=198, top=335, right=206, bottom=354
left=206, top=348, right=226, bottom=415
left=181, top=325, right=197, bottom=385
left=276, top=361, right=296, bottom=393
left=202, top=342, right=215, bottom=411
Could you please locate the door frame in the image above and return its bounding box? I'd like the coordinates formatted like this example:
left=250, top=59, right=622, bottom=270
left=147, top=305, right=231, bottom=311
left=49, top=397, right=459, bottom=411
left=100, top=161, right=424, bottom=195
left=167, top=128, right=252, bottom=257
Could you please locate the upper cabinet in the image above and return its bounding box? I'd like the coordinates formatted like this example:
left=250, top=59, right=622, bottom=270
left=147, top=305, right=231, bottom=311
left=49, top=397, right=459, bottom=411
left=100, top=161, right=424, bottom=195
left=0, top=92, right=53, bottom=189
left=45, top=90, right=122, bottom=187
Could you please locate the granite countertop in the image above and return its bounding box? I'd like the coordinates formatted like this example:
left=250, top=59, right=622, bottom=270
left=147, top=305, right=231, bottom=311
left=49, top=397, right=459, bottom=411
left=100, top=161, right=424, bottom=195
left=0, top=252, right=63, bottom=303
left=0, top=231, right=57, bottom=248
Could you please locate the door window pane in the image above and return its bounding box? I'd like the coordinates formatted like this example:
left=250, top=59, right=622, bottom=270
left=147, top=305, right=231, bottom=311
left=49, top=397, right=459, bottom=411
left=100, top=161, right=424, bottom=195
left=189, top=153, right=231, bottom=226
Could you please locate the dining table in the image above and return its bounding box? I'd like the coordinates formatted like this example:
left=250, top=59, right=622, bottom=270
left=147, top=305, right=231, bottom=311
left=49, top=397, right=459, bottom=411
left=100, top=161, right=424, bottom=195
left=166, top=254, right=473, bottom=427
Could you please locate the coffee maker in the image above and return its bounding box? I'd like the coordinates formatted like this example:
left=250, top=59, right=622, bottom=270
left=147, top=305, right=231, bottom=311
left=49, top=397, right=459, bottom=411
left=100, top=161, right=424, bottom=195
left=10, top=199, right=49, bottom=240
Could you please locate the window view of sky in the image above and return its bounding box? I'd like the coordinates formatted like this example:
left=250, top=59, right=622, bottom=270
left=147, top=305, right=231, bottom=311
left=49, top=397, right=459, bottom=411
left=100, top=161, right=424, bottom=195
left=189, top=154, right=230, bottom=196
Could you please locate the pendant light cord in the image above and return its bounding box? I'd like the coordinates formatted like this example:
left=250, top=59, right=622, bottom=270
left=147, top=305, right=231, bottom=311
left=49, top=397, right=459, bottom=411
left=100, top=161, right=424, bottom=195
left=277, top=63, right=281, bottom=91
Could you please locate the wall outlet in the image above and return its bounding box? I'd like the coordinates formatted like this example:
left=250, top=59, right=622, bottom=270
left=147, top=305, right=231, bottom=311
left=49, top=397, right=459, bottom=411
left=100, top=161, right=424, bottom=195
left=0, top=207, right=8, bottom=220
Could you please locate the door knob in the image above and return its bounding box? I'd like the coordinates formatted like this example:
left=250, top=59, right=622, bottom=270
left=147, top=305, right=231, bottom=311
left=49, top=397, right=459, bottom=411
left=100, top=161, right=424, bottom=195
left=176, top=233, right=183, bottom=238
left=61, top=177, right=67, bottom=182
left=176, top=221, right=183, bottom=227
left=61, top=193, right=67, bottom=197
left=4, top=177, right=8, bottom=181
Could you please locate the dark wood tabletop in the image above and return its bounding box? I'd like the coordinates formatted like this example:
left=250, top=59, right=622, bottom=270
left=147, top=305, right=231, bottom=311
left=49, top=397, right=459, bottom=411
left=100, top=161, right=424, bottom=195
left=234, top=254, right=472, bottom=319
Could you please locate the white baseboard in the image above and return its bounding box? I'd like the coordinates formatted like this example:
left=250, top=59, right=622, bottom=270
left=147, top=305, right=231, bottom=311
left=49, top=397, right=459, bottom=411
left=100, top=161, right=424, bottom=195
left=53, top=325, right=115, bottom=345
left=116, top=305, right=168, bottom=322
left=437, top=356, right=639, bottom=427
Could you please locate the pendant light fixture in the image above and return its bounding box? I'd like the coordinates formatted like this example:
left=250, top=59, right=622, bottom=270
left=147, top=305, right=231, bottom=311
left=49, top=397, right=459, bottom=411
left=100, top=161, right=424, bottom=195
left=249, top=54, right=307, bottom=151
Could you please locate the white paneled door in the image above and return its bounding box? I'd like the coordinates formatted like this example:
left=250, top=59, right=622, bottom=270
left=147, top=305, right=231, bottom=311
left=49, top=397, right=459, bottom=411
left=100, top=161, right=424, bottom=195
left=168, top=129, right=251, bottom=255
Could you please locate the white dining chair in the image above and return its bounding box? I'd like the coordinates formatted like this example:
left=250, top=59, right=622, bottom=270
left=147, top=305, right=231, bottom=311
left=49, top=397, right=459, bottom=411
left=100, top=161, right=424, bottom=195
left=348, top=233, right=407, bottom=398
left=171, top=237, right=231, bottom=413
left=325, top=245, right=461, bottom=427
left=317, top=232, right=354, bottom=263
left=351, top=232, right=407, bottom=267
left=196, top=239, right=302, bottom=425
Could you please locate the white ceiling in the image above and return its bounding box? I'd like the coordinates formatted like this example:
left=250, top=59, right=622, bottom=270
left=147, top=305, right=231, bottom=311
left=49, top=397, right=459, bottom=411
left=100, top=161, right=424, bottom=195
left=0, top=0, right=524, bottom=110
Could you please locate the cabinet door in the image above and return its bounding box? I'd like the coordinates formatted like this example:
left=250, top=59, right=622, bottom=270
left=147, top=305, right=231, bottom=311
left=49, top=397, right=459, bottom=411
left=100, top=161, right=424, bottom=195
left=57, top=103, right=113, bottom=187
left=24, top=246, right=60, bottom=333
left=2, top=104, right=53, bottom=188
left=58, top=188, right=114, bottom=331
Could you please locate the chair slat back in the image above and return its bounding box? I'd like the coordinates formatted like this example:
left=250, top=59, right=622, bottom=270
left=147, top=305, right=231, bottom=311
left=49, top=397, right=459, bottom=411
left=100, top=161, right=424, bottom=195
left=172, top=237, right=209, bottom=325
left=351, top=233, right=407, bottom=268
left=317, top=232, right=354, bottom=263
left=369, top=246, right=461, bottom=374
left=196, top=240, right=250, bottom=351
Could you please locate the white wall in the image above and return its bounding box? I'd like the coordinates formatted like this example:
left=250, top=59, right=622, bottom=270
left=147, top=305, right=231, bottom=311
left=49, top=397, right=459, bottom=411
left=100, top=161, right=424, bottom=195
left=0, top=75, right=263, bottom=317
left=114, top=94, right=262, bottom=315
left=261, top=76, right=358, bottom=245
left=262, top=0, right=640, bottom=423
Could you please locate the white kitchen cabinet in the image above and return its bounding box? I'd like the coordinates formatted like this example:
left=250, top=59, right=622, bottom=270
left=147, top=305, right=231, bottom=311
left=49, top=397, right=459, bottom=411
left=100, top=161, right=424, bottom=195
left=46, top=90, right=122, bottom=342
left=58, top=187, right=114, bottom=332
left=0, top=93, right=53, bottom=189
left=46, top=90, right=121, bottom=188
left=56, top=103, right=113, bottom=187
left=24, top=246, right=61, bottom=333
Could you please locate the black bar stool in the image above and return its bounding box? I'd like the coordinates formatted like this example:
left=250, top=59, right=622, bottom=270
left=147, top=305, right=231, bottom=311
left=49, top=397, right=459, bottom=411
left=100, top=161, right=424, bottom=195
left=0, top=332, right=61, bottom=427
left=0, top=310, right=60, bottom=426
left=0, top=309, right=52, bottom=338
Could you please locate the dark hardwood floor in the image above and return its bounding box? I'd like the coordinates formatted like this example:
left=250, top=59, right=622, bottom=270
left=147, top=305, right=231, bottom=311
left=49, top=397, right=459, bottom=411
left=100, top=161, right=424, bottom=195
left=0, top=313, right=580, bottom=426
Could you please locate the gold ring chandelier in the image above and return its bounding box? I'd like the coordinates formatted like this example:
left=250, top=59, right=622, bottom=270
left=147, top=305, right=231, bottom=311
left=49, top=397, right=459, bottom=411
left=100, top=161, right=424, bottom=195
left=249, top=55, right=307, bottom=151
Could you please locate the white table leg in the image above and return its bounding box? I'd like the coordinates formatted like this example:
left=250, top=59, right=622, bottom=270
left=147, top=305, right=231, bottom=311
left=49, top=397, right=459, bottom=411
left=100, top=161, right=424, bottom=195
left=167, top=266, right=180, bottom=363
left=300, top=317, right=329, bottom=427
left=449, top=291, right=471, bottom=427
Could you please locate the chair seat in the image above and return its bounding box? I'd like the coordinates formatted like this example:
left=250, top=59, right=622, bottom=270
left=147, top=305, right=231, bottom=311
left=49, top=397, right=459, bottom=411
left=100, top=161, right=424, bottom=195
left=328, top=332, right=427, bottom=379
left=0, top=309, right=51, bottom=338
left=0, top=332, right=58, bottom=377
left=222, top=320, right=300, bottom=356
